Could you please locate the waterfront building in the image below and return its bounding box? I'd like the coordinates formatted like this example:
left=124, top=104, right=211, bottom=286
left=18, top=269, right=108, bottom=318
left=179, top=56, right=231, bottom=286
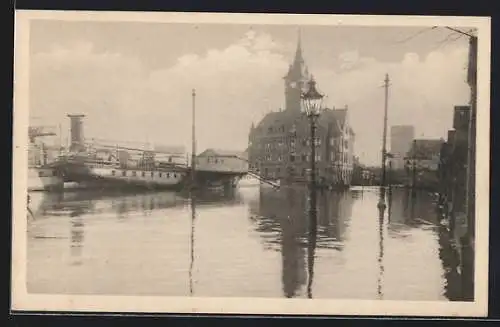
left=247, top=35, right=355, bottom=187
left=390, top=125, right=415, bottom=170
left=196, top=149, right=249, bottom=174
left=438, top=105, right=471, bottom=221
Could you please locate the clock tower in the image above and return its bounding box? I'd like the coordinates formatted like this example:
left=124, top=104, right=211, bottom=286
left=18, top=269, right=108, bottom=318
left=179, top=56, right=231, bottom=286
left=284, top=32, right=311, bottom=113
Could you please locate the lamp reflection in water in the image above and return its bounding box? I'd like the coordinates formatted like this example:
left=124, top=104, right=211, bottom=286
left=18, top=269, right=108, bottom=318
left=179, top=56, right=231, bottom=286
left=281, top=187, right=307, bottom=298
left=306, top=195, right=318, bottom=299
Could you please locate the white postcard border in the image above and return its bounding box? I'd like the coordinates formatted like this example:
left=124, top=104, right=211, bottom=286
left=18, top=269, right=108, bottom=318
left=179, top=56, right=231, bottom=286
left=11, top=10, right=491, bottom=317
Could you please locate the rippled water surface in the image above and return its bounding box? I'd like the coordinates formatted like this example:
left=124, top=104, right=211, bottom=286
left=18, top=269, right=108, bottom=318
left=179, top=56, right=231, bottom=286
left=27, top=186, right=464, bottom=300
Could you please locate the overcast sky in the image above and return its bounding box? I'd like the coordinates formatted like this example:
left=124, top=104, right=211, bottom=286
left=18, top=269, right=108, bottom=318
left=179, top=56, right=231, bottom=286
left=28, top=20, right=472, bottom=165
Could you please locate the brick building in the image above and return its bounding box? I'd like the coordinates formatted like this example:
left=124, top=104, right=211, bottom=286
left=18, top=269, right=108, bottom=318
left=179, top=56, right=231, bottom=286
left=247, top=35, right=355, bottom=187
left=438, top=105, right=471, bottom=220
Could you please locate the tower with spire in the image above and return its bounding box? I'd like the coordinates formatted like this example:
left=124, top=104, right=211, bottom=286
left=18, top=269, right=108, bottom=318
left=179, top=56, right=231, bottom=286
left=284, top=29, right=311, bottom=113
left=247, top=28, right=356, bottom=187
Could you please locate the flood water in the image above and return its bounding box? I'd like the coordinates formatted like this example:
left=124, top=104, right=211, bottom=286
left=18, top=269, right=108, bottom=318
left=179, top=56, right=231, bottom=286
left=26, top=185, right=466, bottom=300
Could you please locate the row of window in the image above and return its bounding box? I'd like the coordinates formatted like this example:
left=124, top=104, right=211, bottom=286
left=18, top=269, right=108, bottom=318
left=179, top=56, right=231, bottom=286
left=256, top=152, right=350, bottom=163
left=206, top=158, right=224, bottom=164
left=255, top=137, right=349, bottom=151
left=268, top=125, right=286, bottom=134
left=110, top=170, right=179, bottom=178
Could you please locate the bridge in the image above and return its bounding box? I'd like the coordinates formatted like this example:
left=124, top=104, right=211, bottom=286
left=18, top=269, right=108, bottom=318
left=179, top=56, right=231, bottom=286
left=246, top=170, right=281, bottom=189
left=189, top=149, right=280, bottom=190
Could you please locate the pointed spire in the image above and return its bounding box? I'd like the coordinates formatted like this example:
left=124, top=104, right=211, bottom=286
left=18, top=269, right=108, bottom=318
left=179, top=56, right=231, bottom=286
left=294, top=27, right=304, bottom=64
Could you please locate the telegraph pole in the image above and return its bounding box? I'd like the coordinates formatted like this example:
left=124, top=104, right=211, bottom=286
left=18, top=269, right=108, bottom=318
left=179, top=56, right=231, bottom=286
left=378, top=73, right=390, bottom=209
left=191, top=89, right=197, bottom=189
left=412, top=139, right=417, bottom=192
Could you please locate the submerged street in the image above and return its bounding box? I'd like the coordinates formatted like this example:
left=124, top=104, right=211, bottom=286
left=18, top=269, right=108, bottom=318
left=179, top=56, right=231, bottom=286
left=27, top=185, right=466, bottom=301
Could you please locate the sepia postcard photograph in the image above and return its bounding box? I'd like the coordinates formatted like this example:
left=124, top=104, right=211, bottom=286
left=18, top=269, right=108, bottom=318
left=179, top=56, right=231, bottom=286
left=11, top=10, right=490, bottom=317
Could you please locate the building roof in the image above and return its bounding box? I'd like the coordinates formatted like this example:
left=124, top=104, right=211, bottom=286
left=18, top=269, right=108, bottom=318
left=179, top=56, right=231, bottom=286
left=406, top=139, right=444, bottom=160
left=251, top=107, right=350, bottom=138
left=198, top=148, right=247, bottom=159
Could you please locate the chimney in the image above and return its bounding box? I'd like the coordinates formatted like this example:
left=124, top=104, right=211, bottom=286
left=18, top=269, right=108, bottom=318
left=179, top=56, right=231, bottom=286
left=67, top=114, right=86, bottom=152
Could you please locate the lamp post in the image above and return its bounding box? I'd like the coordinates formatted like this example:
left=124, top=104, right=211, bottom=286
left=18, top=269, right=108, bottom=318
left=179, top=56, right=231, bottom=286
left=301, top=77, right=325, bottom=216
left=301, top=76, right=323, bottom=300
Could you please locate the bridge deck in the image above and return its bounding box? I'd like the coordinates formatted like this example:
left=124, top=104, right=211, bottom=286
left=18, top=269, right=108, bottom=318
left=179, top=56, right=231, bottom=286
left=190, top=167, right=280, bottom=189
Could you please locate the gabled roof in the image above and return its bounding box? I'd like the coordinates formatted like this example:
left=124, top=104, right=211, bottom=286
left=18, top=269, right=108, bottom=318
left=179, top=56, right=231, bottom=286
left=333, top=108, right=347, bottom=127
left=255, top=111, right=285, bottom=130
left=253, top=107, right=351, bottom=138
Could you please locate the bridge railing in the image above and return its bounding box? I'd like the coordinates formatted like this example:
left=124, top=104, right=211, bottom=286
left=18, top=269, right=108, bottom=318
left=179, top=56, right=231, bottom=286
left=247, top=170, right=280, bottom=189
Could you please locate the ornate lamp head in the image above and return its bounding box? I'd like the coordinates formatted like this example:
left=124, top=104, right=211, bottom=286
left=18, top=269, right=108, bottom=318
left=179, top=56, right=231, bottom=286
left=301, top=76, right=324, bottom=117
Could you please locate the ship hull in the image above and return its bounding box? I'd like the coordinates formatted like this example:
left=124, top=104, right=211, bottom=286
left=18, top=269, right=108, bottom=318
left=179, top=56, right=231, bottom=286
left=59, top=162, right=188, bottom=191
left=28, top=166, right=64, bottom=192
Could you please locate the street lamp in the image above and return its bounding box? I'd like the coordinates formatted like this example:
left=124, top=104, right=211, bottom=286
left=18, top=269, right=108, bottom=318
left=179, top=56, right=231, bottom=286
left=301, top=76, right=324, bottom=216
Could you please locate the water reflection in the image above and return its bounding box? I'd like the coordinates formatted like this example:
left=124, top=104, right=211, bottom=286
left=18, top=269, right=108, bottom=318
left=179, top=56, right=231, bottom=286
left=189, top=193, right=196, bottom=296
left=29, top=190, right=185, bottom=219
left=377, top=191, right=386, bottom=300
left=438, top=222, right=462, bottom=301
left=386, top=187, right=439, bottom=239
left=385, top=186, right=466, bottom=301
left=306, top=199, right=317, bottom=299
left=29, top=189, right=245, bottom=220
left=249, top=186, right=354, bottom=298
left=70, top=209, right=85, bottom=266
left=26, top=186, right=469, bottom=301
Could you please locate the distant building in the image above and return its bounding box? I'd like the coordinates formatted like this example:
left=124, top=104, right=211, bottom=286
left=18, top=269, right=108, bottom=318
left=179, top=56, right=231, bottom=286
left=196, top=148, right=248, bottom=174
left=390, top=125, right=415, bottom=170
left=247, top=34, right=355, bottom=186
left=405, top=138, right=444, bottom=189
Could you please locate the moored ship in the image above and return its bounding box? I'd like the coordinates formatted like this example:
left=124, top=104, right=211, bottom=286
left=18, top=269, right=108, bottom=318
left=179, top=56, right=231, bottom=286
left=58, top=143, right=189, bottom=189
left=54, top=114, right=190, bottom=190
